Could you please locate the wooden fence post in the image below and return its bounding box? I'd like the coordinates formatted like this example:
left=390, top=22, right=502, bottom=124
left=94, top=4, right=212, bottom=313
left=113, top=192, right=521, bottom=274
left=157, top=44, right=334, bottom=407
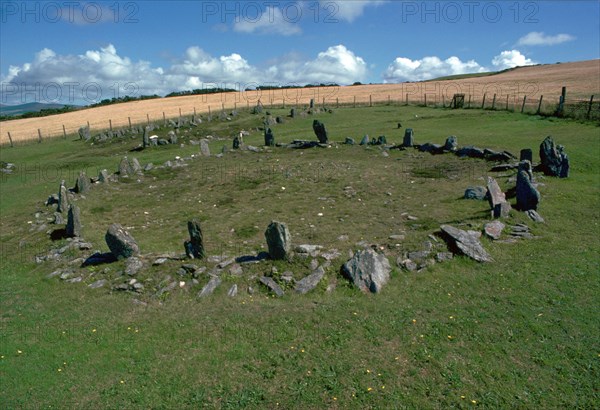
left=587, top=95, right=594, bottom=119
left=353, top=96, right=356, bottom=108
left=62, top=124, right=67, bottom=139
left=506, top=95, right=509, bottom=111
left=557, top=86, right=566, bottom=115
left=147, top=114, right=150, bottom=125
left=388, top=95, right=391, bottom=105
left=87, top=121, right=90, bottom=128
left=492, top=94, right=497, bottom=110
left=467, top=95, right=471, bottom=108
left=336, top=97, right=339, bottom=108
left=424, top=94, right=427, bottom=107
left=481, top=93, right=486, bottom=109
left=109, top=119, right=113, bottom=131
left=7, top=132, right=14, bottom=147
left=369, top=95, right=372, bottom=107
left=405, top=93, right=409, bottom=105
left=38, top=128, right=43, bottom=143
left=536, top=95, right=544, bottom=114
left=521, top=96, right=527, bottom=113
left=128, top=117, right=132, bottom=129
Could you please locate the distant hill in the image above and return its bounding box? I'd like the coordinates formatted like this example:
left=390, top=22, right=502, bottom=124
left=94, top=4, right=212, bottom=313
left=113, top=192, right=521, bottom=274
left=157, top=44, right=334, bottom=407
left=0, top=102, right=79, bottom=116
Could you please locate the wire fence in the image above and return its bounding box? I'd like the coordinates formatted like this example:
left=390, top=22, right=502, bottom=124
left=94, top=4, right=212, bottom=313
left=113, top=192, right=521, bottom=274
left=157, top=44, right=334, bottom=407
left=2, top=89, right=598, bottom=147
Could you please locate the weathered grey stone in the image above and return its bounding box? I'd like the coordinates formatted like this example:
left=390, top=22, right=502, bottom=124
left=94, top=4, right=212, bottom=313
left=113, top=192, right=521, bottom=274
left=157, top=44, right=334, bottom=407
left=440, top=225, right=493, bottom=263
left=341, top=249, right=391, bottom=293
left=200, top=139, right=211, bottom=157
left=484, top=149, right=514, bottom=162
left=444, top=136, right=458, bottom=152
left=464, top=186, right=487, bottom=200
left=125, top=257, right=143, bottom=276
left=105, top=223, right=139, bottom=259
left=487, top=177, right=511, bottom=218
left=197, top=276, right=221, bottom=298
left=98, top=169, right=110, bottom=183
left=88, top=279, right=107, bottom=289
left=456, top=146, right=485, bottom=158
left=264, top=128, right=275, bottom=147
left=119, top=157, right=132, bottom=177
left=435, top=252, right=454, bottom=262
left=53, top=212, right=65, bottom=225
left=526, top=209, right=545, bottom=223
left=156, top=281, right=177, bottom=297
left=403, top=128, right=414, bottom=147
left=227, top=284, right=238, bottom=297
left=259, top=276, right=284, bottom=297
left=345, top=137, right=355, bottom=145
left=168, top=130, right=178, bottom=145
left=295, top=244, right=323, bottom=254
left=516, top=161, right=540, bottom=211
left=399, top=258, right=417, bottom=271
left=233, top=136, right=241, bottom=149
left=143, top=127, right=150, bottom=148
left=520, top=148, right=533, bottom=162
left=78, top=125, right=91, bottom=141
left=185, top=220, right=205, bottom=260
left=290, top=108, right=296, bottom=118
left=66, top=204, right=82, bottom=238
left=539, top=136, right=569, bottom=178
left=295, top=266, right=325, bottom=294
left=484, top=221, right=505, bottom=240
left=419, top=143, right=443, bottom=154
left=265, top=221, right=291, bottom=260
left=360, top=135, right=369, bottom=146
left=74, top=172, right=91, bottom=194
left=57, top=180, right=69, bottom=213
left=312, top=120, right=328, bottom=144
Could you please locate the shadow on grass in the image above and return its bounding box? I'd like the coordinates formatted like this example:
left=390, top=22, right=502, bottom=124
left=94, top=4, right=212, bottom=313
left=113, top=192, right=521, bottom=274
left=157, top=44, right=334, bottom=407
left=82, top=252, right=117, bottom=267
left=50, top=228, right=68, bottom=241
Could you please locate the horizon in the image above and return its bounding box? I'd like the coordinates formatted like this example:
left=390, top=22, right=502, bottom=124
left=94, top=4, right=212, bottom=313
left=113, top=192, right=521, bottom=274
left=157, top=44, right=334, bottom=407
left=1, top=1, right=599, bottom=106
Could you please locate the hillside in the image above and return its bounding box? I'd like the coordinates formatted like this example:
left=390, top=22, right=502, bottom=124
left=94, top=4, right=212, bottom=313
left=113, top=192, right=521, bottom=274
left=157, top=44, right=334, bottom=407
left=1, top=59, right=598, bottom=144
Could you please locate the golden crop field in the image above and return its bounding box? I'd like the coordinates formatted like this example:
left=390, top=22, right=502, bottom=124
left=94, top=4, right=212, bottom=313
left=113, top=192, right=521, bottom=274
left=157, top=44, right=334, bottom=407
left=1, top=59, right=598, bottom=145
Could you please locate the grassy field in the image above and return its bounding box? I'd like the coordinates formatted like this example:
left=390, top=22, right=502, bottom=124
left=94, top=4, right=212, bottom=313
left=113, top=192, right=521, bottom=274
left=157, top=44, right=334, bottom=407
left=0, top=105, right=599, bottom=408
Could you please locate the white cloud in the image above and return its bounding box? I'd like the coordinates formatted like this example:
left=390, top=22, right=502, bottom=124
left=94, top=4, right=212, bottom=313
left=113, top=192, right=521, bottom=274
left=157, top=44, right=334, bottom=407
left=270, top=45, right=368, bottom=85
left=322, top=0, right=387, bottom=22
left=234, top=6, right=302, bottom=36
left=0, top=44, right=368, bottom=105
left=383, top=55, right=486, bottom=83
left=491, top=50, right=536, bottom=70
left=517, top=32, right=576, bottom=46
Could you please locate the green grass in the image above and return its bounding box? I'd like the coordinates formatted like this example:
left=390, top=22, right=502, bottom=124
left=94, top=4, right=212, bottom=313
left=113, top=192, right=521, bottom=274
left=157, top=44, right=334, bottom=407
left=1, top=106, right=599, bottom=408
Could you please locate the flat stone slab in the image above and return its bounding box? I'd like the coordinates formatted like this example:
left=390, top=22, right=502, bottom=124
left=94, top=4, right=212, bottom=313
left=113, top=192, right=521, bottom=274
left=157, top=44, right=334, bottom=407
left=295, top=267, right=325, bottom=294
left=484, top=221, right=505, bottom=240
left=441, top=225, right=493, bottom=263
left=259, top=276, right=285, bottom=297
left=197, top=276, right=221, bottom=298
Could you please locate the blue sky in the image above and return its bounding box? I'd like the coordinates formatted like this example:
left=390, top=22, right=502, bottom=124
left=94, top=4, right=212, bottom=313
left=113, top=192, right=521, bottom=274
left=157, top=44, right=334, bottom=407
left=1, top=0, right=598, bottom=105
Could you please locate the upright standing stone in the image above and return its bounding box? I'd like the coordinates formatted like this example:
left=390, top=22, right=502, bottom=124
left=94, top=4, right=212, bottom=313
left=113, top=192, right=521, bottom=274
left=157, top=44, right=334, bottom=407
left=168, top=130, right=177, bottom=145
left=290, top=108, right=296, bottom=118
left=264, top=128, right=275, bottom=147
left=265, top=221, right=291, bottom=260
left=516, top=160, right=540, bottom=211
left=200, top=139, right=211, bottom=157
left=539, top=136, right=569, bottom=178
left=233, top=136, right=241, bottom=149
left=312, top=120, right=328, bottom=144
left=185, top=220, right=205, bottom=260
left=143, top=127, right=150, bottom=148
left=309, top=99, right=315, bottom=109
left=78, top=125, right=91, bottom=141
left=105, top=224, right=139, bottom=259
left=360, top=135, right=369, bottom=146
left=403, top=128, right=414, bottom=147
left=487, top=177, right=511, bottom=218
left=66, top=204, right=82, bottom=238
left=98, top=169, right=110, bottom=183
left=520, top=148, right=533, bottom=162
left=57, top=180, right=69, bottom=213
left=444, top=136, right=458, bottom=152
left=119, top=157, right=132, bottom=177
left=75, top=171, right=91, bottom=194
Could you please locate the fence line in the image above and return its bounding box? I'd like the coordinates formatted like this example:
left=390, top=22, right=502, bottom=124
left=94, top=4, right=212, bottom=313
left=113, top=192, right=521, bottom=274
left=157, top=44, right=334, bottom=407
left=2, top=89, right=598, bottom=146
